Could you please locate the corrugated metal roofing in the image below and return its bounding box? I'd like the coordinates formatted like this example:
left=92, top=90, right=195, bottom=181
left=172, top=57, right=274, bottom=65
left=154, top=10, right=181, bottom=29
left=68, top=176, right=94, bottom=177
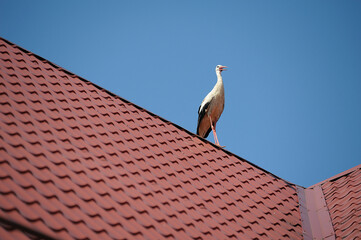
left=0, top=37, right=359, bottom=239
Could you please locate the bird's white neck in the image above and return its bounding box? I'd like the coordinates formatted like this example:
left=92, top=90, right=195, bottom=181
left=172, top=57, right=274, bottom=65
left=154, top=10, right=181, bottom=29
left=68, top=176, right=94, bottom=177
left=216, top=71, right=223, bottom=83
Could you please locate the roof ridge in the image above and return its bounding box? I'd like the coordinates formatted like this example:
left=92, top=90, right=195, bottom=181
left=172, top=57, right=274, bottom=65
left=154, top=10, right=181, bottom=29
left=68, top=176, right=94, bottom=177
left=308, top=164, right=361, bottom=189
left=0, top=36, right=295, bottom=189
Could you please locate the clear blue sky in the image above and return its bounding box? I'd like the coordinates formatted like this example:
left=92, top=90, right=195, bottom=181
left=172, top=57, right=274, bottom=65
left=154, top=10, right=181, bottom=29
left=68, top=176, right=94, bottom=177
left=1, top=0, right=360, bottom=187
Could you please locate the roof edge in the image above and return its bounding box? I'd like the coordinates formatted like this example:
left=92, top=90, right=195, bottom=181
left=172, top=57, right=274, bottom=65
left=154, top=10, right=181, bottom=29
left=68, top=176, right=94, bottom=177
left=0, top=36, right=296, bottom=189
left=308, top=164, right=361, bottom=189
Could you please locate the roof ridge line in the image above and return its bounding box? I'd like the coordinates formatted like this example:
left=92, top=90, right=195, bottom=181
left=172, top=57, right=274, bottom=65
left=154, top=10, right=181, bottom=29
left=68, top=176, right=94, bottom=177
left=308, top=164, right=361, bottom=189
left=296, top=185, right=336, bottom=240
left=0, top=36, right=296, bottom=189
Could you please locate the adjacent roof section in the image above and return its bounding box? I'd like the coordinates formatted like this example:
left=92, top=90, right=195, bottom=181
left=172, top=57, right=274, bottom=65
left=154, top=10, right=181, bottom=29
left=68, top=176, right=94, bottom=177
left=319, top=165, right=361, bottom=239
left=296, top=165, right=361, bottom=240
left=0, top=37, right=303, bottom=239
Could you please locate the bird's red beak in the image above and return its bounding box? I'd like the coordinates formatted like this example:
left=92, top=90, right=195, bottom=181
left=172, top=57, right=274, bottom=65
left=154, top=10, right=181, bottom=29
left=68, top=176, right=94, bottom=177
left=219, top=66, right=228, bottom=71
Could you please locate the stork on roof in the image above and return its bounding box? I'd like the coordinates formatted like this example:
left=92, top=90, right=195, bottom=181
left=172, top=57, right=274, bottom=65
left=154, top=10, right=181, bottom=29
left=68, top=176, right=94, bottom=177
left=197, top=65, right=227, bottom=146
left=1, top=37, right=360, bottom=240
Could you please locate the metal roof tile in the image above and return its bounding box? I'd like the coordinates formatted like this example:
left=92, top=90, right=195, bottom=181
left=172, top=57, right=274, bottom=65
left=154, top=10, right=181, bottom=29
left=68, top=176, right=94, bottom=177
left=317, top=165, right=361, bottom=239
left=0, top=223, right=30, bottom=240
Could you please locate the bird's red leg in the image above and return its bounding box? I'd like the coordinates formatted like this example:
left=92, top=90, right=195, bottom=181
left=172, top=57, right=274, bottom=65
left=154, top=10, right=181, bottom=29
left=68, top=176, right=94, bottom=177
left=208, top=116, right=220, bottom=146
left=214, top=131, right=225, bottom=148
left=213, top=125, right=220, bottom=146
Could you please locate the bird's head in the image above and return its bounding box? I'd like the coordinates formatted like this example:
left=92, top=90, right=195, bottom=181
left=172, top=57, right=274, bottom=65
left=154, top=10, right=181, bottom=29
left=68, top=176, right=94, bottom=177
left=216, top=65, right=227, bottom=73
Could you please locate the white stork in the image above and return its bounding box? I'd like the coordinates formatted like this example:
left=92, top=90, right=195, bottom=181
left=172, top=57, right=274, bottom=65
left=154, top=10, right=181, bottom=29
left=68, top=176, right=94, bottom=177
left=197, top=65, right=227, bottom=146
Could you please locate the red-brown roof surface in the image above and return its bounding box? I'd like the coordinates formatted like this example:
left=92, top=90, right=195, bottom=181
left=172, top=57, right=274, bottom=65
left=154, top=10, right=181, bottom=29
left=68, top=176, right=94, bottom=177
left=0, top=37, right=359, bottom=239
left=319, top=165, right=361, bottom=239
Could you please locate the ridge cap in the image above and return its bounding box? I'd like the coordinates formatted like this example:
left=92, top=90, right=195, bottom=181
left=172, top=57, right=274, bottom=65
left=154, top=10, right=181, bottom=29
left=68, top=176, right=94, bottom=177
left=308, top=164, right=361, bottom=189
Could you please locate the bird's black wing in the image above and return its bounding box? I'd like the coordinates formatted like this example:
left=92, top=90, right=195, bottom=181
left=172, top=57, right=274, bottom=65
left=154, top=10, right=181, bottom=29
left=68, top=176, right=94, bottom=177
left=197, top=99, right=212, bottom=137
left=203, top=125, right=212, bottom=138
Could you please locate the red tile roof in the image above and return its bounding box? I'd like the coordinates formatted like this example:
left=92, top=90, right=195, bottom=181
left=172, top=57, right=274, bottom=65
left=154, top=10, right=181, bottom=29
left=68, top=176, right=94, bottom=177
left=0, top=37, right=359, bottom=239
left=319, top=165, right=361, bottom=239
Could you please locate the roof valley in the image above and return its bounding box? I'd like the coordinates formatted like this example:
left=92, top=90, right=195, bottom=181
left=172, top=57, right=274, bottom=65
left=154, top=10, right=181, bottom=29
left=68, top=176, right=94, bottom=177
left=296, top=185, right=336, bottom=240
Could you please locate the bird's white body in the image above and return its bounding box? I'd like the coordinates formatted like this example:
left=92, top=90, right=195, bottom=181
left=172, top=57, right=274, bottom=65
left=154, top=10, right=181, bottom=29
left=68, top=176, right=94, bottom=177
left=197, top=65, right=226, bottom=144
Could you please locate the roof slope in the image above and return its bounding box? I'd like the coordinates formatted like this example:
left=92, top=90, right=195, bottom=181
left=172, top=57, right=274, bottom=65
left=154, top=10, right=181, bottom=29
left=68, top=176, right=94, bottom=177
left=0, top=38, right=302, bottom=239
left=319, top=165, right=361, bottom=239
